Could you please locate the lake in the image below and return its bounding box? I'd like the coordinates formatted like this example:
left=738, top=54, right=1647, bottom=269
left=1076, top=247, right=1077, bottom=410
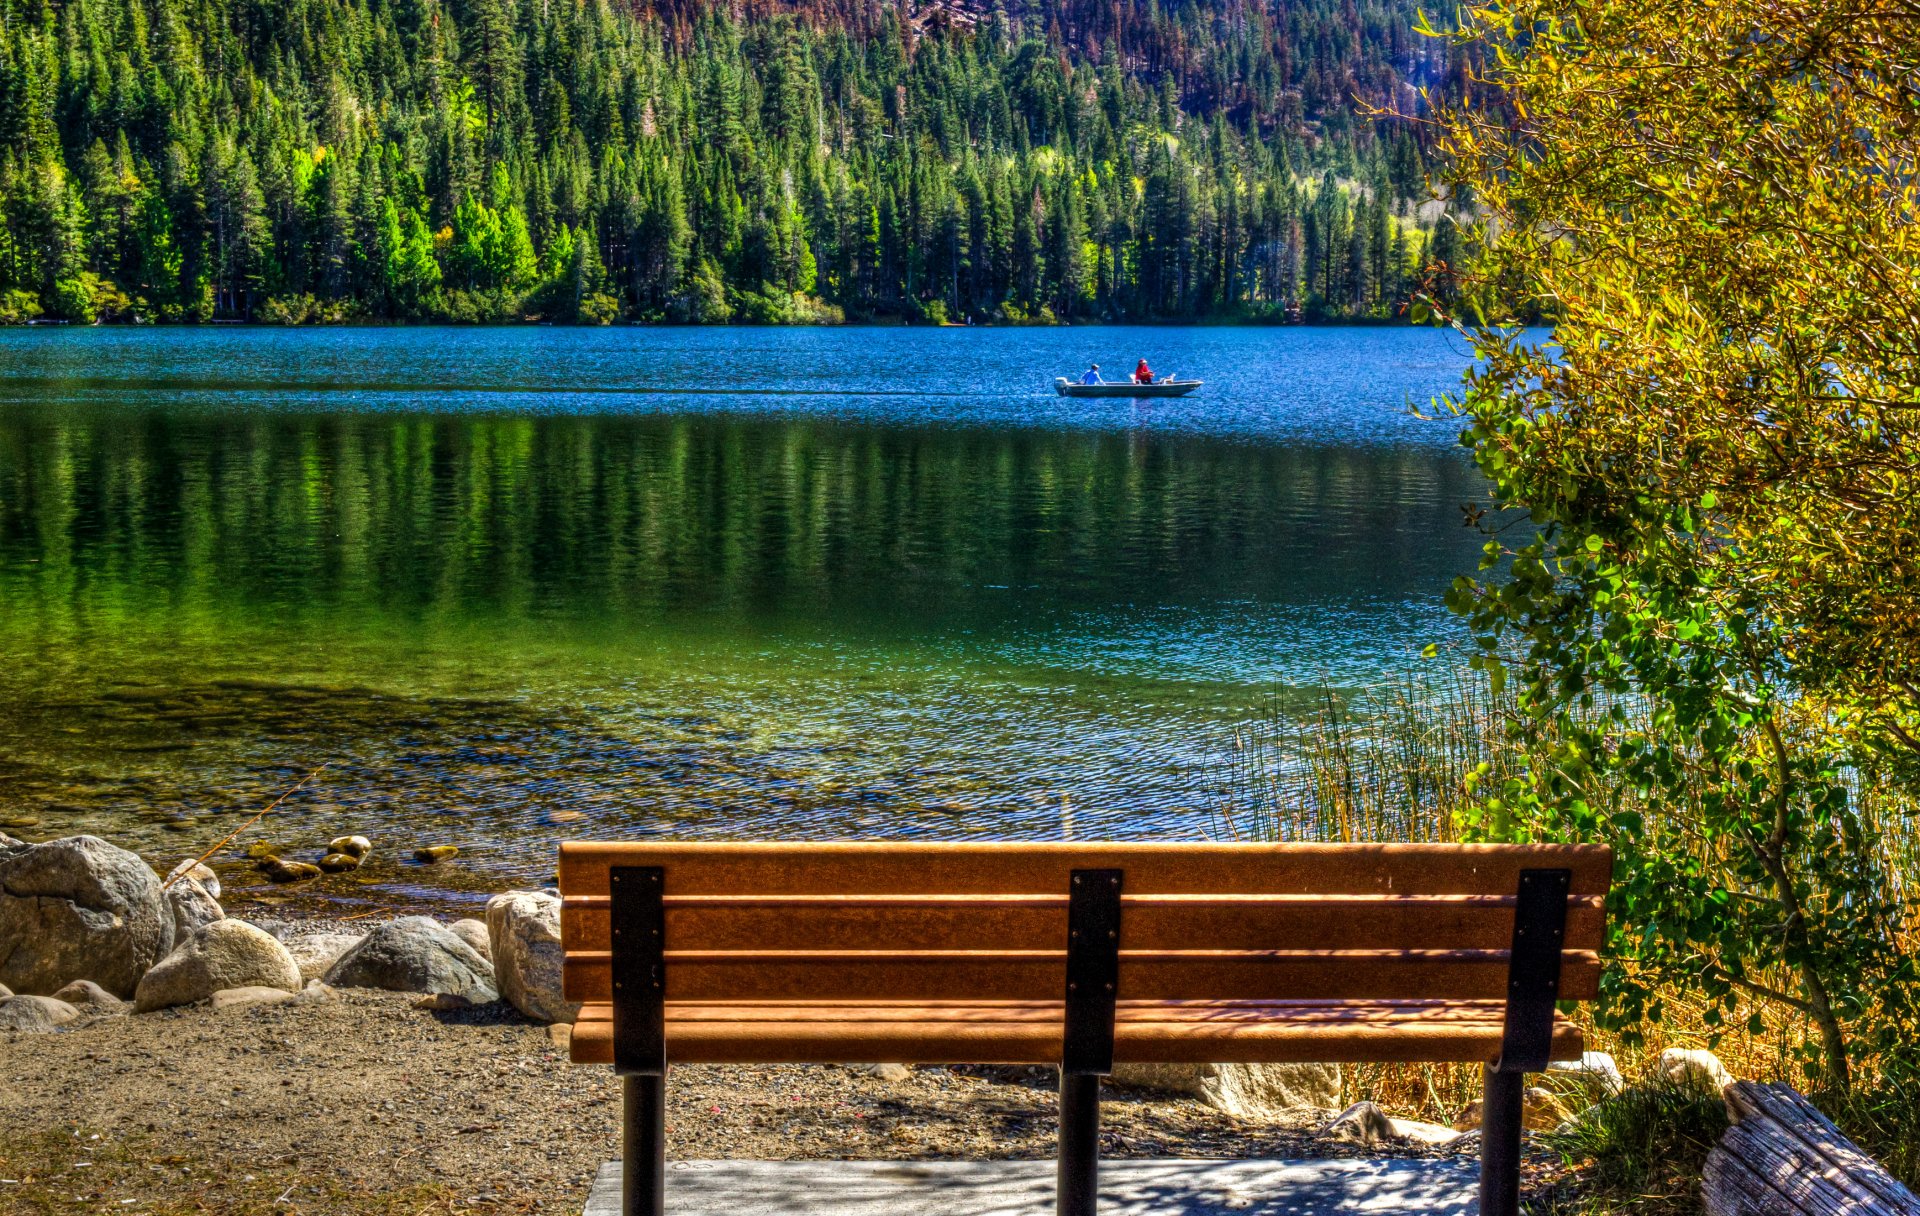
left=0, top=326, right=1486, bottom=910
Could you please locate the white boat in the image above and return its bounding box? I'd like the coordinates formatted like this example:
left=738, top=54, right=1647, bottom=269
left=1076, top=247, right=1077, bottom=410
left=1054, top=377, right=1202, bottom=398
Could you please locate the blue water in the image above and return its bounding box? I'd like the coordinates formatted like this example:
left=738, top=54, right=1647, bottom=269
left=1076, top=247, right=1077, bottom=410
left=0, top=326, right=1488, bottom=907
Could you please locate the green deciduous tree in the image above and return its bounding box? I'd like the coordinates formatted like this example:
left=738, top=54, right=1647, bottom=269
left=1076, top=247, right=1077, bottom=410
left=1427, top=0, right=1920, bottom=1091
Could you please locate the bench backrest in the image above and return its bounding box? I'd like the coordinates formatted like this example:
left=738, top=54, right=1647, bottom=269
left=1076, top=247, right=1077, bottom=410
left=559, top=841, right=1612, bottom=1006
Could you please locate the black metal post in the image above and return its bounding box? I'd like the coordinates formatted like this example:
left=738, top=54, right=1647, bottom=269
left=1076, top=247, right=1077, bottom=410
left=622, top=1073, right=666, bottom=1216
left=1058, top=868, right=1121, bottom=1216
left=1479, top=1064, right=1524, bottom=1216
left=1058, top=1071, right=1102, bottom=1216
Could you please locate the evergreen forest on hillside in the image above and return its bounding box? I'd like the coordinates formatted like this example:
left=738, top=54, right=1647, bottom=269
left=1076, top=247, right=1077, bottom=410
left=0, top=0, right=1468, bottom=324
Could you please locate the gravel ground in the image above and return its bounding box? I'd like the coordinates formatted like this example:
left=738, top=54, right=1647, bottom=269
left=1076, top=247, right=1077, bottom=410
left=0, top=988, right=1477, bottom=1215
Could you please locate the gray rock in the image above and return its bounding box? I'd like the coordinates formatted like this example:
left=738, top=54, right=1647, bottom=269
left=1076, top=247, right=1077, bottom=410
left=284, top=932, right=365, bottom=982
left=167, top=876, right=225, bottom=941
left=210, top=985, right=296, bottom=1009
left=485, top=891, right=574, bottom=1023
left=0, top=981, right=11, bottom=999
left=324, top=916, right=497, bottom=1002
left=0, top=835, right=175, bottom=998
left=163, top=859, right=221, bottom=901
left=449, top=918, right=492, bottom=962
left=1109, top=1062, right=1342, bottom=1119
left=134, top=920, right=302, bottom=1012
left=1321, top=1101, right=1396, bottom=1148
left=0, top=994, right=82, bottom=1031
left=49, top=979, right=129, bottom=1014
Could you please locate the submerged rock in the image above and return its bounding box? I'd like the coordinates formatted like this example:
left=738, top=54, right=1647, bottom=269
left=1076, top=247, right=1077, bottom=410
left=412, top=846, right=460, bottom=864
left=317, top=853, right=361, bottom=873
left=263, top=859, right=322, bottom=884
left=328, top=836, right=372, bottom=859
left=0, top=834, right=175, bottom=998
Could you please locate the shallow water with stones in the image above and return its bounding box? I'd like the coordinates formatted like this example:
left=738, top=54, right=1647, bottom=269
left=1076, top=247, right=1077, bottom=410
left=0, top=325, right=1497, bottom=912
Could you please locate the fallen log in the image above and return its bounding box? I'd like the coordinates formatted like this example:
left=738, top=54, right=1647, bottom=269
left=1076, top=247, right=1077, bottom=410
left=1702, top=1081, right=1920, bottom=1216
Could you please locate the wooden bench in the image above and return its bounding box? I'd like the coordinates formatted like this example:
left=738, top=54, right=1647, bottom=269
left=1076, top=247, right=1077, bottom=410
left=558, top=841, right=1613, bottom=1216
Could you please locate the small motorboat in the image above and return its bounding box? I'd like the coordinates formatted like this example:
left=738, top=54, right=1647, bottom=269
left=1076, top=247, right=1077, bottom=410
left=1054, top=377, right=1202, bottom=398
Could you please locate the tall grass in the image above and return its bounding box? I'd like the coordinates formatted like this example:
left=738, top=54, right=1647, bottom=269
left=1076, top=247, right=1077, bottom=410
left=1196, top=665, right=1920, bottom=1185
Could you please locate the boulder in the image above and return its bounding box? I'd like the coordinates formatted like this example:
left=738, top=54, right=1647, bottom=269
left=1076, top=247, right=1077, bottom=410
left=0, top=835, right=175, bottom=998
left=167, top=876, right=225, bottom=941
left=324, top=917, right=497, bottom=1002
left=485, top=891, right=576, bottom=1023
left=1321, top=1101, right=1397, bottom=1147
left=1547, top=1050, right=1626, bottom=1096
left=1109, top=1062, right=1341, bottom=1119
left=413, top=846, right=459, bottom=864
left=283, top=932, right=365, bottom=982
left=210, top=986, right=296, bottom=1010
left=263, top=859, right=321, bottom=884
left=1661, top=1048, right=1736, bottom=1095
left=449, top=919, right=492, bottom=962
left=134, top=920, right=302, bottom=1013
left=49, top=979, right=128, bottom=1014
left=163, top=859, right=221, bottom=901
left=0, top=993, right=81, bottom=1031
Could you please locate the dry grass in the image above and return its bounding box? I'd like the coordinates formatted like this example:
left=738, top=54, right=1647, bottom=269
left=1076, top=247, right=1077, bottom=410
left=1196, top=666, right=1920, bottom=1191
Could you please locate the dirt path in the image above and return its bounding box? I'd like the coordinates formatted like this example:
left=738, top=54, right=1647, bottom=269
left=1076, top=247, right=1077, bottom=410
left=0, top=991, right=1464, bottom=1215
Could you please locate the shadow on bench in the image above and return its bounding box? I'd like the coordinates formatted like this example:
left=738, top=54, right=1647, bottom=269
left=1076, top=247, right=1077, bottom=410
left=557, top=841, right=1614, bottom=1216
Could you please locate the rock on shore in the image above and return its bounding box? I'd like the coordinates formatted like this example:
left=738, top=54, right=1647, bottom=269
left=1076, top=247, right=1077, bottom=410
left=324, top=917, right=497, bottom=1003
left=0, top=834, right=175, bottom=998
left=135, top=920, right=302, bottom=1012
left=486, top=890, right=577, bottom=1024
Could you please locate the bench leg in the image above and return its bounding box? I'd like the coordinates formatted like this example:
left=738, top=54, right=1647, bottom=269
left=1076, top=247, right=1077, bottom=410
left=623, top=1072, right=665, bottom=1216
left=1479, top=1065, right=1525, bottom=1216
left=1058, top=1072, right=1100, bottom=1216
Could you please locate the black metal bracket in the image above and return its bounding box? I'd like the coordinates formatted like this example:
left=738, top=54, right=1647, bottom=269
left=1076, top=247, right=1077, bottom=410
left=1493, top=867, right=1571, bottom=1075
left=1062, top=868, right=1123, bottom=1077
left=611, top=865, right=666, bottom=1077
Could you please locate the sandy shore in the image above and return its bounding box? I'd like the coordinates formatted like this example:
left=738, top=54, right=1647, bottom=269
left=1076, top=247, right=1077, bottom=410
left=0, top=988, right=1479, bottom=1215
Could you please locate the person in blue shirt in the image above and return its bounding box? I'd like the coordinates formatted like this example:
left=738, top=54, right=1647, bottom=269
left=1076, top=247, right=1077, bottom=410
left=1080, top=364, right=1102, bottom=385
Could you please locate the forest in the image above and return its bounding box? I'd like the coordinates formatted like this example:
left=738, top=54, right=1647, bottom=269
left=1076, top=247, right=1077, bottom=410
left=0, top=0, right=1463, bottom=324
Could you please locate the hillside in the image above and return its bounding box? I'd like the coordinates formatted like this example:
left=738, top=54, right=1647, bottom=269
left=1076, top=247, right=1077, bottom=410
left=0, top=0, right=1465, bottom=324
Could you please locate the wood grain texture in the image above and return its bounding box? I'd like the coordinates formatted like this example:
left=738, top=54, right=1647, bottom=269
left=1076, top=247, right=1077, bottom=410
left=1702, top=1082, right=1920, bottom=1216
left=566, top=999, right=1585, bottom=1065
left=559, top=948, right=1601, bottom=1003
left=555, top=840, right=1613, bottom=1067
left=559, top=893, right=1607, bottom=954
left=557, top=841, right=1615, bottom=898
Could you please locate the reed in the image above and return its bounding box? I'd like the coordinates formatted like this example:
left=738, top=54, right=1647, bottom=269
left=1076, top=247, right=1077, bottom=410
left=1198, top=664, right=1920, bottom=1185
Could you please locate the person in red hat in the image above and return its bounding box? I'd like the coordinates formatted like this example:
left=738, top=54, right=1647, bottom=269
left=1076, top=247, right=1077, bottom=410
left=1133, top=359, right=1156, bottom=385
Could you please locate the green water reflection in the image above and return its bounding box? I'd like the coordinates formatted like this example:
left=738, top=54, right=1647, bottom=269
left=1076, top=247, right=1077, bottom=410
left=0, top=345, right=1481, bottom=910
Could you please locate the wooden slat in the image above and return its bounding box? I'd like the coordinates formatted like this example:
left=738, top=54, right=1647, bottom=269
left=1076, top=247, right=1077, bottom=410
left=560, top=893, right=1607, bottom=953
left=561, top=948, right=1601, bottom=1003
left=558, top=841, right=1615, bottom=899
left=565, top=999, right=1585, bottom=1066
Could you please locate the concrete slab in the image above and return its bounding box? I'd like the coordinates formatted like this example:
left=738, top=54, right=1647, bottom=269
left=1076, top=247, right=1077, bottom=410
left=583, top=1158, right=1480, bottom=1215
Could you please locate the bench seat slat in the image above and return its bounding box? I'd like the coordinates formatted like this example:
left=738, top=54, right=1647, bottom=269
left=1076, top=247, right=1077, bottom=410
left=564, top=1000, right=1585, bottom=1066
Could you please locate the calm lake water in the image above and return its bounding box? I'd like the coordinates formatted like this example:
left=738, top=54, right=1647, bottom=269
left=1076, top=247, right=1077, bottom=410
left=0, top=326, right=1486, bottom=909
